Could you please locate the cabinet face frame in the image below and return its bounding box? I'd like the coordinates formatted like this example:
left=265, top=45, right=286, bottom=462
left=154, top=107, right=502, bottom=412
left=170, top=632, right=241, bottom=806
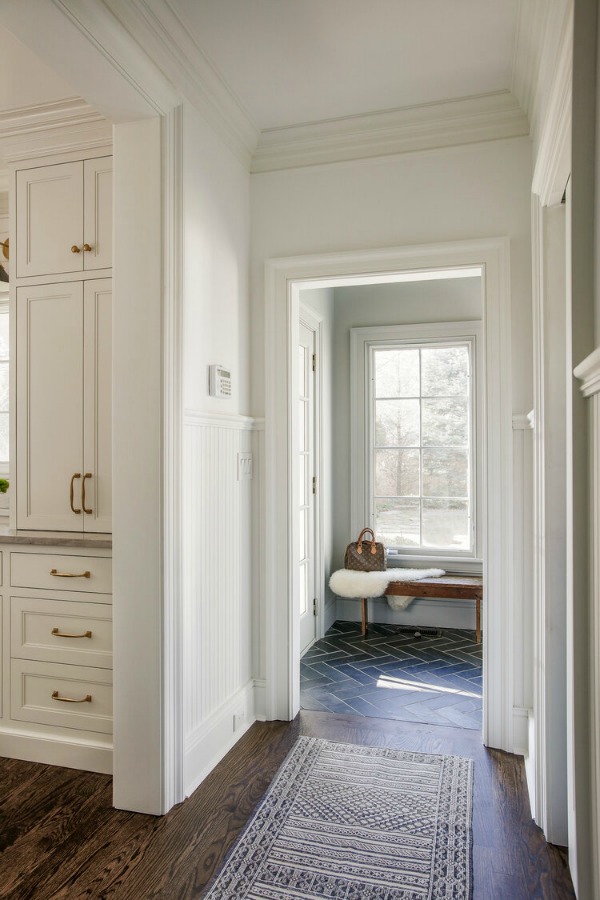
left=15, top=156, right=113, bottom=280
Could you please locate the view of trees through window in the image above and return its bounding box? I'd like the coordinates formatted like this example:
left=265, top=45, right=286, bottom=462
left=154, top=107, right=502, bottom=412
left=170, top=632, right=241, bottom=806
left=373, top=342, right=472, bottom=552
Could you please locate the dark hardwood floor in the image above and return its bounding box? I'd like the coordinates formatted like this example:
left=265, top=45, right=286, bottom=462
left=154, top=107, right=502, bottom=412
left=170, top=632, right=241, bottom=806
left=0, top=712, right=574, bottom=899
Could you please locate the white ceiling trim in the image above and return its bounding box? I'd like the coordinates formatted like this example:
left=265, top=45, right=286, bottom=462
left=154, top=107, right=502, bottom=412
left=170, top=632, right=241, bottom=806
left=511, top=0, right=549, bottom=122
left=0, top=98, right=112, bottom=163
left=102, top=0, right=259, bottom=168
left=251, top=91, right=530, bottom=174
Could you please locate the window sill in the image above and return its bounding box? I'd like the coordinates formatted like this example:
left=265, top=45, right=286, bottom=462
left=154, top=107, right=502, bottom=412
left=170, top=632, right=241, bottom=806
left=387, top=553, right=483, bottom=576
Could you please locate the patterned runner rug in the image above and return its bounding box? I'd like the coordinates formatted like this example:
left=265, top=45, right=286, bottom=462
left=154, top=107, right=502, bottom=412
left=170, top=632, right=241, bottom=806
left=205, top=736, right=473, bottom=899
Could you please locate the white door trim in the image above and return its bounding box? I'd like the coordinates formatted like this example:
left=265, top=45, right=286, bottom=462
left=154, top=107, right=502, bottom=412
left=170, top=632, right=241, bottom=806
left=264, top=238, right=514, bottom=752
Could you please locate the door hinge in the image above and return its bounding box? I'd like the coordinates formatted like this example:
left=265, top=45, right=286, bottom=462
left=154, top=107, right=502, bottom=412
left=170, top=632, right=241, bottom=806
left=312, top=476, right=317, bottom=495
left=312, top=353, right=316, bottom=372
left=313, top=598, right=318, bottom=616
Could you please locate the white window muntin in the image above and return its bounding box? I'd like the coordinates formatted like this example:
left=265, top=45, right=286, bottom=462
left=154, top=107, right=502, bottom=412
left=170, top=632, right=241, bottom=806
left=368, top=336, right=476, bottom=558
left=351, top=321, right=482, bottom=569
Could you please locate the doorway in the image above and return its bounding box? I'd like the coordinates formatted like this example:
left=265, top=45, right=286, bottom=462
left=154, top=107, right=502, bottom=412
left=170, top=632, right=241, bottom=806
left=298, top=272, right=483, bottom=730
left=263, top=238, right=514, bottom=753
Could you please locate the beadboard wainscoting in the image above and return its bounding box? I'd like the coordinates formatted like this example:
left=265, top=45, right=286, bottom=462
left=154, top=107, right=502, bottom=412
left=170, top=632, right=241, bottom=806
left=182, top=411, right=261, bottom=796
left=512, top=414, right=535, bottom=755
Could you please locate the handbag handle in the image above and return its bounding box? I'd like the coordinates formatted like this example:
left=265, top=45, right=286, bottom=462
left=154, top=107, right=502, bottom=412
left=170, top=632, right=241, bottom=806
left=356, top=527, right=377, bottom=555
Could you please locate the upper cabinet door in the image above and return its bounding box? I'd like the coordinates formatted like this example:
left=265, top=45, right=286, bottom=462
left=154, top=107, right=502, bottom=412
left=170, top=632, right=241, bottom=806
left=16, top=282, right=85, bottom=531
left=16, top=162, right=84, bottom=279
left=16, top=157, right=112, bottom=279
left=83, top=158, right=113, bottom=272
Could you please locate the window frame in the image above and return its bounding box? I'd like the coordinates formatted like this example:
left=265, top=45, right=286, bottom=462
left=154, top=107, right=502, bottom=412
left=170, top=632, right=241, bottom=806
left=350, top=320, right=482, bottom=573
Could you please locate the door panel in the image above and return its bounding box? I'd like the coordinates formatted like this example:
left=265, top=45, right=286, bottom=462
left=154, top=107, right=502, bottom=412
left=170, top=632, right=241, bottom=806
left=83, top=280, right=112, bottom=533
left=16, top=162, right=83, bottom=278
left=299, top=322, right=316, bottom=654
left=16, top=283, right=84, bottom=530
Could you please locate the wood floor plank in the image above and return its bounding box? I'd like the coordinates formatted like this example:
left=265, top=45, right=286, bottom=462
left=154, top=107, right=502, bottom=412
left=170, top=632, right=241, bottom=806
left=0, top=713, right=575, bottom=899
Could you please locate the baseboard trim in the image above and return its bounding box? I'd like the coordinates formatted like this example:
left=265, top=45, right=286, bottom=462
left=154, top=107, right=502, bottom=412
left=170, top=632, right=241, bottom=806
left=184, top=680, right=256, bottom=798
left=513, top=706, right=529, bottom=755
left=0, top=727, right=112, bottom=774
left=253, top=678, right=267, bottom=721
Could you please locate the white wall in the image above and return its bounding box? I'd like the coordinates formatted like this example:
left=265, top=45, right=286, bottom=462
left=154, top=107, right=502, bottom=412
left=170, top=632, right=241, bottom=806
left=251, top=138, right=533, bottom=415
left=251, top=137, right=532, bottom=661
left=181, top=102, right=255, bottom=795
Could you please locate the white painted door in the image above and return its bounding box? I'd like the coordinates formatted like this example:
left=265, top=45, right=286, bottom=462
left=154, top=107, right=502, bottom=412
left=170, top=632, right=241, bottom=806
left=16, top=282, right=85, bottom=530
left=83, top=279, right=112, bottom=533
left=16, top=162, right=84, bottom=278
left=299, top=322, right=316, bottom=654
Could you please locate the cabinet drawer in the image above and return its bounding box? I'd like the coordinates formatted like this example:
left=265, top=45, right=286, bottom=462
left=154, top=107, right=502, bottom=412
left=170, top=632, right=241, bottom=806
left=11, top=659, right=112, bottom=734
left=10, top=552, right=112, bottom=595
left=11, top=597, right=112, bottom=668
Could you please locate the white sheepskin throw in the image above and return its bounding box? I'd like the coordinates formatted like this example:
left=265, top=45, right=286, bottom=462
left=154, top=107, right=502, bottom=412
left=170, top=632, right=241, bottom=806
left=329, top=567, right=445, bottom=601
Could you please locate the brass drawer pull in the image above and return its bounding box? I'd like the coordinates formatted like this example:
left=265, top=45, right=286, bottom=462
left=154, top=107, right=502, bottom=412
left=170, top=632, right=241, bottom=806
left=50, top=568, right=91, bottom=579
left=52, top=690, right=92, bottom=703
left=70, top=473, right=82, bottom=514
left=51, top=627, right=92, bottom=639
left=83, top=243, right=92, bottom=252
left=82, top=473, right=93, bottom=514
left=71, top=245, right=81, bottom=254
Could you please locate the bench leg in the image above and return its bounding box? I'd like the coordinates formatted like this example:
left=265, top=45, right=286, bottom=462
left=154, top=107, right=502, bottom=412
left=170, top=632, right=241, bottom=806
left=361, top=598, right=368, bottom=637
left=476, top=598, right=481, bottom=644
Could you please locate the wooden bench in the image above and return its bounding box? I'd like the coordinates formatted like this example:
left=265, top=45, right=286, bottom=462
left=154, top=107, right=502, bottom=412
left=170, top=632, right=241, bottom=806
left=361, top=575, right=483, bottom=642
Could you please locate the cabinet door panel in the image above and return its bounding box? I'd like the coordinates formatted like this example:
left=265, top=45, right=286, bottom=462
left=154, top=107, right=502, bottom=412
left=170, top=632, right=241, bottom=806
left=83, top=280, right=112, bottom=532
left=16, top=162, right=83, bottom=278
left=83, top=157, right=112, bottom=271
left=17, top=283, right=84, bottom=530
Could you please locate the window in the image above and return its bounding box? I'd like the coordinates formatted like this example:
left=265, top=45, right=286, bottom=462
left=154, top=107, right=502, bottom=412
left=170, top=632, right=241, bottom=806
left=351, top=322, right=481, bottom=567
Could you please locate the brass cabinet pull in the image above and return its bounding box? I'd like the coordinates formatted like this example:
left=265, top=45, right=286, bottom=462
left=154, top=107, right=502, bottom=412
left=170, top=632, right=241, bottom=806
left=51, top=627, right=92, bottom=639
left=71, top=245, right=81, bottom=253
left=83, top=243, right=92, bottom=252
left=52, top=690, right=92, bottom=703
left=82, top=473, right=93, bottom=514
left=70, top=473, right=82, bottom=514
left=50, top=568, right=91, bottom=578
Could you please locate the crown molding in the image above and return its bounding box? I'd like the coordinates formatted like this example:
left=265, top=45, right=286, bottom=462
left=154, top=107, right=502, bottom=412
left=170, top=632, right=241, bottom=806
left=251, top=91, right=530, bottom=174
left=0, top=98, right=111, bottom=164
left=512, top=0, right=549, bottom=124
left=102, top=0, right=259, bottom=168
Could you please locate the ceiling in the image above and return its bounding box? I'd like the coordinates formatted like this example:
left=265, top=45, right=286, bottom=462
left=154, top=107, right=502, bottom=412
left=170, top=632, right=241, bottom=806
left=169, top=0, right=521, bottom=131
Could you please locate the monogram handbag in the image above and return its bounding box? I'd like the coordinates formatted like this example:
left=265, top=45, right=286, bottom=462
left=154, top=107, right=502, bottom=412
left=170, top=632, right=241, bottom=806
left=344, top=527, right=387, bottom=572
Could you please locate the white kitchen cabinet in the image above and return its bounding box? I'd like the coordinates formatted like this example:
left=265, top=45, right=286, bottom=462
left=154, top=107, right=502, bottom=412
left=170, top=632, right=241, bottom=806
left=0, top=543, right=113, bottom=773
left=16, top=279, right=112, bottom=532
left=16, top=157, right=112, bottom=278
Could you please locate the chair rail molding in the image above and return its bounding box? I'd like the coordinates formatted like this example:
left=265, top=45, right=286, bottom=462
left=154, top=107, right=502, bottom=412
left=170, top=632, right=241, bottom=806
left=264, top=237, right=514, bottom=753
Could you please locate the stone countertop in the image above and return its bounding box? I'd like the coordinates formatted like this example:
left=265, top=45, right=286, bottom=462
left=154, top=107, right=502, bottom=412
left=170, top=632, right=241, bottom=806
left=0, top=523, right=112, bottom=549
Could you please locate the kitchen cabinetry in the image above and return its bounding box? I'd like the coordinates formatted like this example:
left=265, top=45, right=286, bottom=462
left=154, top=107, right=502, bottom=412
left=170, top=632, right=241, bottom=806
left=16, top=279, right=112, bottom=532
left=15, top=157, right=112, bottom=278
left=0, top=541, right=112, bottom=773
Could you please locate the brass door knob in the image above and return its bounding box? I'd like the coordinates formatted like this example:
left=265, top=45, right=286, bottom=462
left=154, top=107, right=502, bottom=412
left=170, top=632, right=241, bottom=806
left=83, top=243, right=92, bottom=252
left=71, top=245, right=81, bottom=253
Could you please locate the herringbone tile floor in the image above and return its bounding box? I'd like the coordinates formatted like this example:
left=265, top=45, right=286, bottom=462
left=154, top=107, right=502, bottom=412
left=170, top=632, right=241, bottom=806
left=300, top=621, right=482, bottom=730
